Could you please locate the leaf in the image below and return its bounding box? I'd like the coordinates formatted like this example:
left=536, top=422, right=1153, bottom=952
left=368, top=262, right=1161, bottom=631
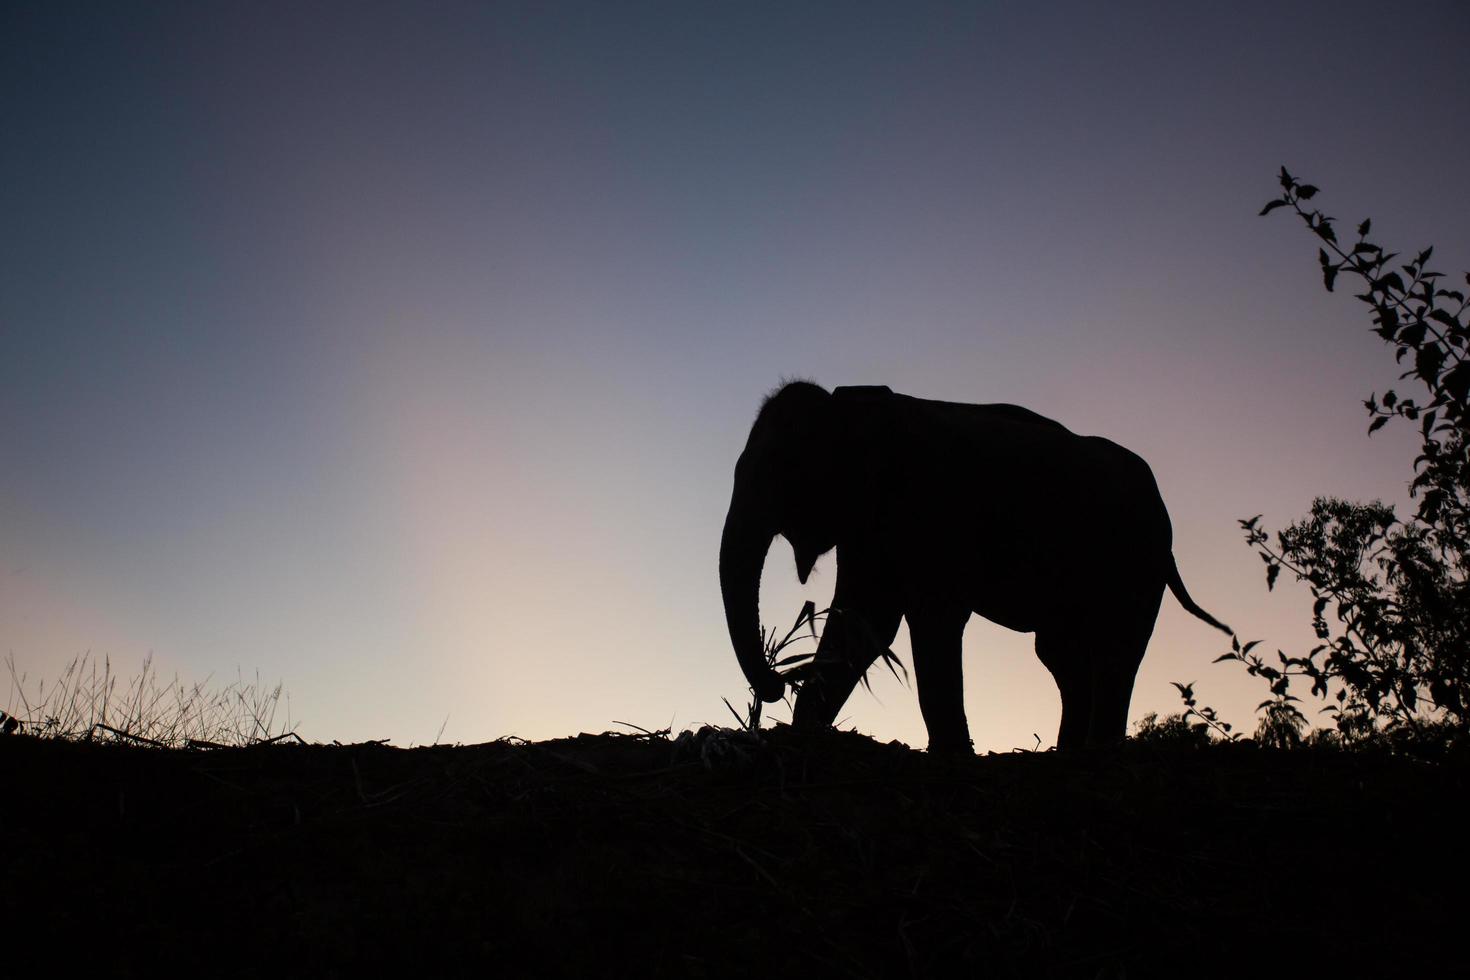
left=1441, top=361, right=1470, bottom=403
left=1376, top=272, right=1406, bottom=294
left=1278, top=166, right=1295, bottom=190
left=1259, top=199, right=1289, bottom=216
left=1415, top=344, right=1444, bottom=383
left=1368, top=416, right=1389, bottom=434
left=880, top=647, right=907, bottom=684
left=1266, top=563, right=1280, bottom=591
left=723, top=697, right=748, bottom=728
left=1297, top=184, right=1319, bottom=200
left=1357, top=218, right=1371, bottom=237
left=798, top=599, right=817, bottom=634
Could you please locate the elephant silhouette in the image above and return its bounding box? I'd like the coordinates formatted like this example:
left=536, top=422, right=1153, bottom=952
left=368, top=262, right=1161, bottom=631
left=719, top=381, right=1230, bottom=752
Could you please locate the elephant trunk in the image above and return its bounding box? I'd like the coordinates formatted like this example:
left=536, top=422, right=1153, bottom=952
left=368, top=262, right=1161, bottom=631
left=719, top=497, right=786, bottom=704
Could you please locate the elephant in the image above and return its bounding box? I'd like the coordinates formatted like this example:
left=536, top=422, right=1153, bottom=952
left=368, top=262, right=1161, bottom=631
left=718, top=381, right=1231, bottom=752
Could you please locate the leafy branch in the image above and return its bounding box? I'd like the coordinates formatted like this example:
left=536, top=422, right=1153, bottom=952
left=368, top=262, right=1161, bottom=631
left=1261, top=168, right=1470, bottom=510
left=1169, top=681, right=1242, bottom=742
left=1221, top=170, right=1470, bottom=748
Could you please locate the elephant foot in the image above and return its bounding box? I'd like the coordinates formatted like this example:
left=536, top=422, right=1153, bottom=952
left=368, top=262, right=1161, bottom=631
left=790, top=711, right=834, bottom=733
left=925, top=737, right=974, bottom=758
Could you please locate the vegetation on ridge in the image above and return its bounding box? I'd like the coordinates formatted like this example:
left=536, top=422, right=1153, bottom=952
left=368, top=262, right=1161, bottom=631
left=1196, top=171, right=1469, bottom=754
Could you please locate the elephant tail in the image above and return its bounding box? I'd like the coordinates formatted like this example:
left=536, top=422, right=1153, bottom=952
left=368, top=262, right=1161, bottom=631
left=1166, top=556, right=1232, bottom=635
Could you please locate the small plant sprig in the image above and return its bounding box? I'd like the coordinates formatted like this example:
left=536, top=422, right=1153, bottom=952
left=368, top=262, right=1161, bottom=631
left=1210, top=632, right=1310, bottom=738
left=722, top=602, right=910, bottom=734
left=1169, top=681, right=1242, bottom=742
left=724, top=600, right=824, bottom=733
left=835, top=610, right=910, bottom=695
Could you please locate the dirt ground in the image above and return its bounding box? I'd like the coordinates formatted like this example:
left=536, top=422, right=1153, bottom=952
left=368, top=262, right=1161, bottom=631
left=4, top=726, right=1465, bottom=977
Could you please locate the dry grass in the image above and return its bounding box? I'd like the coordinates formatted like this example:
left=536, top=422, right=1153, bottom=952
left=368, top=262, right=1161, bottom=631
left=3, top=651, right=298, bottom=748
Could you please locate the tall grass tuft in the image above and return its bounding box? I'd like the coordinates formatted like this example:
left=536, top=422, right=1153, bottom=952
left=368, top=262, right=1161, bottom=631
left=3, top=652, right=299, bottom=748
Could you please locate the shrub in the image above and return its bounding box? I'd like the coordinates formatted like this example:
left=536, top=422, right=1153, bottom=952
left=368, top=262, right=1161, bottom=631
left=1131, top=710, right=1213, bottom=747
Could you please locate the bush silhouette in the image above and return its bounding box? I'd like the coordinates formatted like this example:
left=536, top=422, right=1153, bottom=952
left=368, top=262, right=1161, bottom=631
left=1219, top=169, right=1469, bottom=753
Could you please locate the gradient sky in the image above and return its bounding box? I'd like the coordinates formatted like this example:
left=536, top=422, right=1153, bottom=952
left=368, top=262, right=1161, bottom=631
left=4, top=0, right=1468, bottom=750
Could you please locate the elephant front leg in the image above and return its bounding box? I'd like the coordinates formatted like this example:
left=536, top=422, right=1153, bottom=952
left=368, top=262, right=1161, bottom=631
left=791, top=605, right=901, bottom=732
left=909, top=608, right=973, bottom=755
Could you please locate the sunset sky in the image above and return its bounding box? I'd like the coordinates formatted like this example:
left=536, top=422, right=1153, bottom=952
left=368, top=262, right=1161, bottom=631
left=4, top=0, right=1468, bottom=750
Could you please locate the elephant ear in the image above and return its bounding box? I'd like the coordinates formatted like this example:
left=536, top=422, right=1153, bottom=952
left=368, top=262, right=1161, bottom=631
left=830, top=385, right=899, bottom=532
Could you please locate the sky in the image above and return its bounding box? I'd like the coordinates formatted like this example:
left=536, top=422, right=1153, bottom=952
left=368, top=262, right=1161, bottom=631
left=3, top=0, right=1468, bottom=750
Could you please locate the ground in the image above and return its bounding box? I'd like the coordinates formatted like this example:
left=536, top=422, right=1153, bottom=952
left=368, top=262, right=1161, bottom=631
left=4, top=726, right=1465, bottom=977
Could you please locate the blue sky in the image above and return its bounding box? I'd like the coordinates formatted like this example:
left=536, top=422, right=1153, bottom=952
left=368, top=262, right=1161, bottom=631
left=3, top=0, right=1467, bottom=748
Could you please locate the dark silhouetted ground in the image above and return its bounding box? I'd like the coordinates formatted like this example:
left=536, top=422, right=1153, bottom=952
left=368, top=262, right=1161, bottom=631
left=5, top=726, right=1464, bottom=977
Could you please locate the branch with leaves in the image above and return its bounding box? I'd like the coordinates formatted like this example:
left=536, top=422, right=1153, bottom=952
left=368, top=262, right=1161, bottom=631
left=1260, top=168, right=1469, bottom=531
left=1218, top=170, right=1470, bottom=747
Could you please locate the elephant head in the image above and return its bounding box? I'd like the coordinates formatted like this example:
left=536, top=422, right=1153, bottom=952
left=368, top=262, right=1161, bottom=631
left=718, top=381, right=888, bottom=703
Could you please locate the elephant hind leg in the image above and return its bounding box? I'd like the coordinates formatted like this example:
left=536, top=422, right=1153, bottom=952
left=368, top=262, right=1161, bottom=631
left=1035, top=631, right=1093, bottom=750
left=1038, top=631, right=1153, bottom=749
left=1085, top=640, right=1150, bottom=746
left=1080, top=586, right=1166, bottom=746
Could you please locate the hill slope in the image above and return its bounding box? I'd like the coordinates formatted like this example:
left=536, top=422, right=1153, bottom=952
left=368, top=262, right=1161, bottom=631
left=5, top=727, right=1464, bottom=976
